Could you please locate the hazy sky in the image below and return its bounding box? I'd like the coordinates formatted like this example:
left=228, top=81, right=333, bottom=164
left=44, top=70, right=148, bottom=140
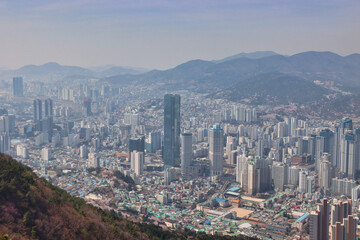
left=0, top=0, right=359, bottom=70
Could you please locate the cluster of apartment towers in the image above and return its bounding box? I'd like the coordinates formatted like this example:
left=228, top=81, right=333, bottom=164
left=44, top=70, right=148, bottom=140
left=126, top=94, right=225, bottom=182
left=309, top=198, right=357, bottom=240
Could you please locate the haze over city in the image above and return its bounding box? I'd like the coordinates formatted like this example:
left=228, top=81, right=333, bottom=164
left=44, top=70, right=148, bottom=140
left=0, top=0, right=359, bottom=69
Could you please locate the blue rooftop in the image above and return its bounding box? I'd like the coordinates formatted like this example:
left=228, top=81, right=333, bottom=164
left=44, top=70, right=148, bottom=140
left=215, top=198, right=228, bottom=203
left=204, top=220, right=211, bottom=225
left=228, top=187, right=240, bottom=192
left=296, top=213, right=309, bottom=222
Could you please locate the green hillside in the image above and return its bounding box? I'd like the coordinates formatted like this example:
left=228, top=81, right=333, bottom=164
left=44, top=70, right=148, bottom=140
left=0, top=154, right=253, bottom=240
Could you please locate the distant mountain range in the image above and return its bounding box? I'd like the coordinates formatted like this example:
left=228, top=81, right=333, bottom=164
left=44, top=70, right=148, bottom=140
left=87, top=65, right=150, bottom=76
left=17, top=62, right=92, bottom=76
left=0, top=62, right=149, bottom=81
left=106, top=51, right=360, bottom=93
left=1, top=51, right=360, bottom=107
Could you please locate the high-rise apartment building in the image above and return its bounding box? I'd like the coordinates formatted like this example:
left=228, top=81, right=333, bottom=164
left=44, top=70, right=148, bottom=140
left=272, top=163, right=288, bottom=191
left=247, top=158, right=272, bottom=195
left=83, top=98, right=92, bottom=116
left=12, top=77, right=23, bottom=97
left=88, top=153, right=100, bottom=168
left=319, top=129, right=334, bottom=157
left=80, top=145, right=88, bottom=159
left=0, top=114, right=15, bottom=134
left=33, top=99, right=42, bottom=122
left=236, top=155, right=271, bottom=194
left=290, top=117, right=298, bottom=137
left=298, top=170, right=315, bottom=194
left=309, top=199, right=329, bottom=240
left=0, top=133, right=10, bottom=153
left=124, top=113, right=140, bottom=126
left=163, top=94, right=180, bottom=168
left=148, top=131, right=161, bottom=153
left=209, top=125, right=224, bottom=177
left=180, top=133, right=192, bottom=178
left=319, top=153, right=332, bottom=190
left=129, top=136, right=145, bottom=162
left=340, top=132, right=356, bottom=178
left=332, top=178, right=356, bottom=196
left=236, top=154, right=248, bottom=188
left=41, top=147, right=52, bottom=161
left=44, top=98, right=53, bottom=117
left=288, top=166, right=300, bottom=186
left=330, top=200, right=357, bottom=240
left=16, top=145, right=29, bottom=159
left=334, top=118, right=353, bottom=168
left=131, top=150, right=144, bottom=176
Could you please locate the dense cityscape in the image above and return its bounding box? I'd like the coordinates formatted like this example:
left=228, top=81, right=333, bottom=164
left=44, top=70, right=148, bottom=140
left=0, top=1, right=359, bottom=239
left=1, top=74, right=360, bottom=240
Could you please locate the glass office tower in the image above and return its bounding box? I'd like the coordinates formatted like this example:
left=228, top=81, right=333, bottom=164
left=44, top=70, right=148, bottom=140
left=163, top=94, right=180, bottom=168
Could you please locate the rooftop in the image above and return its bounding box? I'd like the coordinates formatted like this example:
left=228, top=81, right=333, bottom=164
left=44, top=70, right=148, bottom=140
left=296, top=213, right=309, bottom=222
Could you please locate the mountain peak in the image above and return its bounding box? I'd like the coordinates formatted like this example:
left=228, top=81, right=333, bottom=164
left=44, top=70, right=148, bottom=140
left=291, top=51, right=342, bottom=59
left=214, top=51, right=279, bottom=63
left=42, top=62, right=61, bottom=67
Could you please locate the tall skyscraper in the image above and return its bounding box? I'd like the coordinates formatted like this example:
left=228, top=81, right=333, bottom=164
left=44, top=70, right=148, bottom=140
left=131, top=151, right=144, bottom=176
left=80, top=145, right=88, bottom=159
left=319, top=153, right=332, bottom=190
left=236, top=154, right=248, bottom=188
left=124, top=113, right=140, bottom=126
left=41, top=147, right=52, bottom=161
left=290, top=117, right=298, bottom=137
left=272, top=163, right=288, bottom=191
left=83, top=98, right=92, bottom=116
left=226, top=136, right=236, bottom=160
left=340, top=132, right=356, bottom=178
left=256, top=138, right=265, bottom=158
left=40, top=116, right=53, bottom=134
left=33, top=99, right=42, bottom=122
left=334, top=118, right=353, bottom=168
left=319, top=129, right=334, bottom=155
left=319, top=199, right=329, bottom=240
left=88, top=153, right=100, bottom=168
left=0, top=115, right=15, bottom=134
left=355, top=129, right=360, bottom=176
left=288, top=166, right=300, bottom=186
left=0, top=133, right=10, bottom=153
left=298, top=170, right=309, bottom=193
left=129, top=137, right=145, bottom=157
left=209, top=124, right=224, bottom=177
left=309, top=213, right=319, bottom=240
left=44, top=98, right=53, bottom=117
left=331, top=200, right=357, bottom=240
left=277, top=121, right=286, bottom=138
left=340, top=118, right=353, bottom=131
left=246, top=158, right=272, bottom=195
left=309, top=199, right=329, bottom=240
left=16, top=145, right=29, bottom=159
left=148, top=131, right=161, bottom=153
left=180, top=133, right=192, bottom=178
left=12, top=77, right=23, bottom=97
left=163, top=94, right=180, bottom=168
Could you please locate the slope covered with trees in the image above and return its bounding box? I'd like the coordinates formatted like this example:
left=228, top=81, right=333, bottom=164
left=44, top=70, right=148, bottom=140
left=0, top=154, right=252, bottom=240
left=210, top=72, right=332, bottom=105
